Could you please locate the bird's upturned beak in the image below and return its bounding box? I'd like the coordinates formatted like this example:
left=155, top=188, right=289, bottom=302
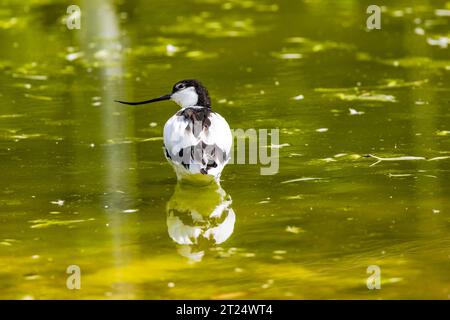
left=115, top=94, right=171, bottom=105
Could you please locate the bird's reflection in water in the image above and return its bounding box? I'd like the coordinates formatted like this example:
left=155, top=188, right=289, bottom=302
left=166, top=182, right=235, bottom=262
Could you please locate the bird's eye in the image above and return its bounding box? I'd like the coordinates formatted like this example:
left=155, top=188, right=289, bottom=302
left=176, top=83, right=186, bottom=90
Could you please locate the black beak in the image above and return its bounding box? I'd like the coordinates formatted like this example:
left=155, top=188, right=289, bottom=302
left=115, top=94, right=171, bottom=105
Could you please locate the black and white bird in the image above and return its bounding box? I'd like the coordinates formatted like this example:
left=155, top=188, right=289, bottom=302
left=116, top=80, right=232, bottom=183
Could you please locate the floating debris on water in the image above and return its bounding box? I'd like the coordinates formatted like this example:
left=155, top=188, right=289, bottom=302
left=207, top=0, right=279, bottom=13
left=24, top=274, right=41, bottom=281
left=123, top=209, right=139, bottom=213
left=316, top=79, right=428, bottom=92
left=161, top=15, right=258, bottom=38
left=50, top=200, right=65, bottom=206
left=282, top=194, right=303, bottom=200
left=261, top=279, right=274, bottom=289
left=366, top=154, right=450, bottom=167
left=357, top=53, right=450, bottom=71
left=105, top=137, right=164, bottom=145
left=388, top=277, right=403, bottom=284
left=272, top=53, right=303, bottom=60
left=12, top=74, right=48, bottom=81
left=427, top=36, right=449, bottom=48
left=13, top=83, right=32, bottom=90
left=185, top=50, right=218, bottom=60
left=428, top=156, right=450, bottom=161
left=334, top=153, right=347, bottom=158
left=388, top=173, right=413, bottom=178
left=261, top=143, right=290, bottom=149
left=414, top=27, right=425, bottom=35
left=436, top=130, right=450, bottom=136
left=435, top=9, right=450, bottom=17
left=212, top=292, right=247, bottom=300
left=0, top=114, right=25, bottom=119
left=292, top=94, right=304, bottom=101
left=366, top=154, right=426, bottom=166
left=1, top=133, right=63, bottom=141
left=349, top=108, right=364, bottom=115
left=29, top=218, right=93, bottom=229
left=166, top=44, right=179, bottom=56
left=288, top=153, right=303, bottom=157
left=0, top=17, right=21, bottom=29
left=282, top=177, right=323, bottom=184
left=0, top=239, right=19, bottom=247
left=285, top=36, right=355, bottom=52
left=285, top=226, right=305, bottom=234
left=316, top=128, right=328, bottom=133
left=242, top=252, right=255, bottom=258
left=24, top=93, right=53, bottom=101
left=334, top=92, right=397, bottom=103
left=320, top=157, right=336, bottom=162
left=66, top=51, right=84, bottom=61
left=348, top=153, right=362, bottom=160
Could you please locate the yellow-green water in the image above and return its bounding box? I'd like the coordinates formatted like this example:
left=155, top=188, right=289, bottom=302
left=0, top=0, right=449, bottom=299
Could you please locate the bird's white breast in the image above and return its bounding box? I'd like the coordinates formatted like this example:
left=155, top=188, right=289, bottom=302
left=163, top=108, right=232, bottom=181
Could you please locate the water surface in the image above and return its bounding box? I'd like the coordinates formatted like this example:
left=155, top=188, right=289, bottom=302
left=0, top=0, right=449, bottom=299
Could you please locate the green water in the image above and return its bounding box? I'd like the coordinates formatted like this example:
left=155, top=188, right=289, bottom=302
left=0, top=0, right=449, bottom=299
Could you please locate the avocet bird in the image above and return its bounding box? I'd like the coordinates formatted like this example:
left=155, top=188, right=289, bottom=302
left=115, top=80, right=232, bottom=183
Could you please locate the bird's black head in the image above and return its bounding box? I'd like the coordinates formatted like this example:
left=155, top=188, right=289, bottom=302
left=172, top=79, right=211, bottom=108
